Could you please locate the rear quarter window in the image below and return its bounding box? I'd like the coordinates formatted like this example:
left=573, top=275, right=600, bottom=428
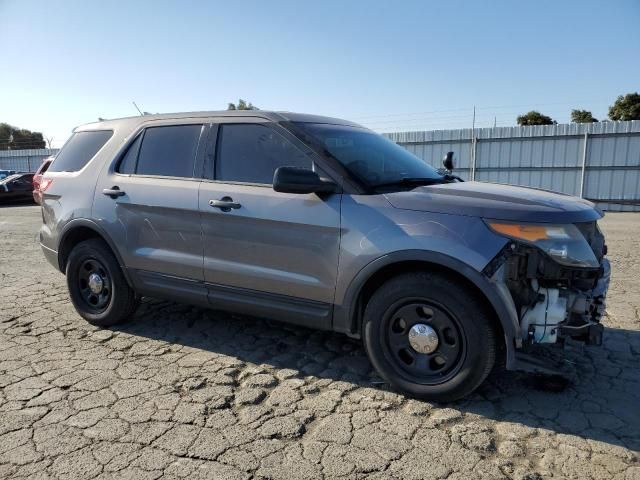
left=39, top=159, right=52, bottom=174
left=49, top=130, right=113, bottom=172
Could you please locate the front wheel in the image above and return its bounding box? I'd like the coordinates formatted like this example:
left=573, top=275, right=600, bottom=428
left=66, top=239, right=138, bottom=326
left=363, top=272, right=496, bottom=402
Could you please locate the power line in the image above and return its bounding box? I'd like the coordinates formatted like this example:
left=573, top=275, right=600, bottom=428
left=347, top=99, right=613, bottom=121
left=349, top=107, right=474, bottom=120
left=360, top=113, right=523, bottom=127
left=0, top=137, right=47, bottom=141
left=358, top=105, right=612, bottom=125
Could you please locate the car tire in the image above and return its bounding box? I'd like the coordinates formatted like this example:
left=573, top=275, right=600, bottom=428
left=66, top=238, right=138, bottom=327
left=363, top=271, right=496, bottom=402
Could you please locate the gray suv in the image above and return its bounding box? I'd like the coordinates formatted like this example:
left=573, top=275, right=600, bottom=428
left=39, top=111, right=610, bottom=401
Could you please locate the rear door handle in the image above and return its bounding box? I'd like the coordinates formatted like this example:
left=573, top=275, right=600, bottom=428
left=103, top=186, right=125, bottom=198
left=209, top=197, right=241, bottom=211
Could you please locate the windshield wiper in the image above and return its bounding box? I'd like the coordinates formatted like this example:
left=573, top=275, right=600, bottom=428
left=371, top=177, right=448, bottom=190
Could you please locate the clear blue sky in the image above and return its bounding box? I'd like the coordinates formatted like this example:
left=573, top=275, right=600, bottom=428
left=1, top=0, right=639, bottom=147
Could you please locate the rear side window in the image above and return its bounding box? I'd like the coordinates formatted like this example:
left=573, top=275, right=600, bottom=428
left=134, top=125, right=202, bottom=178
left=216, top=124, right=311, bottom=184
left=49, top=130, right=113, bottom=172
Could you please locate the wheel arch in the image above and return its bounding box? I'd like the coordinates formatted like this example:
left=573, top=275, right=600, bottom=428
left=57, top=219, right=133, bottom=287
left=333, top=250, right=519, bottom=365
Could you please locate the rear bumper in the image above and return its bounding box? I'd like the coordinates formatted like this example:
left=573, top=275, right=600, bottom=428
left=40, top=243, right=59, bottom=271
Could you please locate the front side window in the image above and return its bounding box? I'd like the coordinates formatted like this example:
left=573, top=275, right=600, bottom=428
left=291, top=123, right=444, bottom=189
left=216, top=124, right=311, bottom=184
left=49, top=130, right=113, bottom=172
left=134, top=124, right=203, bottom=178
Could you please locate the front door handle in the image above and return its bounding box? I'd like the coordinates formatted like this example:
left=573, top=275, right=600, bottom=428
left=209, top=196, right=241, bottom=211
left=103, top=186, right=125, bottom=198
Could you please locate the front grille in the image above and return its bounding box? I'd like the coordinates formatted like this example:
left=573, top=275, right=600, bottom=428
left=575, top=221, right=606, bottom=261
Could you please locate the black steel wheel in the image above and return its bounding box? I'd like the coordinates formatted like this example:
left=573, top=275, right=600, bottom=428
left=76, top=258, right=112, bottom=313
left=66, top=238, right=138, bottom=326
left=382, top=300, right=465, bottom=385
left=363, top=272, right=496, bottom=402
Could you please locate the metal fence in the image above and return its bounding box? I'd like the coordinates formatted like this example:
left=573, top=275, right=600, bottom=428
left=385, top=120, right=640, bottom=211
left=0, top=148, right=59, bottom=172
left=2, top=120, right=639, bottom=211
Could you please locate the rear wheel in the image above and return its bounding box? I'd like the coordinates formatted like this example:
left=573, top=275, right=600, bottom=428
left=66, top=239, right=138, bottom=326
left=363, top=272, right=496, bottom=402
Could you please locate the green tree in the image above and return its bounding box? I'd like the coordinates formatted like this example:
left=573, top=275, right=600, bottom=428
left=608, top=92, right=640, bottom=121
left=0, top=123, right=46, bottom=150
left=227, top=99, right=258, bottom=110
left=571, top=109, right=598, bottom=123
left=516, top=111, right=556, bottom=126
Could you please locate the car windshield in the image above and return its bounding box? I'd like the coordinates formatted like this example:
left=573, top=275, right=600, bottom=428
left=291, top=122, right=444, bottom=189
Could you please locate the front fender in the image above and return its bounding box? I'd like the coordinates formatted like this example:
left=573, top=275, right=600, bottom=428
left=332, top=250, right=520, bottom=368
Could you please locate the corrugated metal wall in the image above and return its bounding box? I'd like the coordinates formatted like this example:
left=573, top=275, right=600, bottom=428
left=385, top=120, right=640, bottom=211
left=2, top=121, right=639, bottom=212
left=0, top=149, right=59, bottom=172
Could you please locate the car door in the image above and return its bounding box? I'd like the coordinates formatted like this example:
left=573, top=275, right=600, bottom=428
left=199, top=119, right=342, bottom=329
left=93, top=121, right=209, bottom=306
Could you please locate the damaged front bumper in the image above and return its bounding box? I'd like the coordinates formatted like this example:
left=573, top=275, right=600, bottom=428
left=557, top=258, right=609, bottom=346
left=484, top=221, right=610, bottom=373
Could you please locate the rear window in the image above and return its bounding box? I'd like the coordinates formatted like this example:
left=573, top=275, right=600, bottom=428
left=134, top=125, right=202, bottom=178
left=49, top=131, right=113, bottom=172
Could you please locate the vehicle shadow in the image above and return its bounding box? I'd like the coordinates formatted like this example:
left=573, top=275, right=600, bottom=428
left=113, top=298, right=640, bottom=452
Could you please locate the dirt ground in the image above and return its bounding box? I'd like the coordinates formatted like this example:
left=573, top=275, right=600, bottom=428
left=0, top=205, right=638, bottom=479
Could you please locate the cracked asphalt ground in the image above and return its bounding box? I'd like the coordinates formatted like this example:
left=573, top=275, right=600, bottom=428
left=0, top=205, right=639, bottom=480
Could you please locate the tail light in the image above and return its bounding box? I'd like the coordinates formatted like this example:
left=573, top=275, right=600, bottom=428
left=39, top=177, right=53, bottom=193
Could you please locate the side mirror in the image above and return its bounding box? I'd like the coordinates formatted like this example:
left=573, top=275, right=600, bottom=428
left=443, top=151, right=455, bottom=171
left=273, top=166, right=337, bottom=194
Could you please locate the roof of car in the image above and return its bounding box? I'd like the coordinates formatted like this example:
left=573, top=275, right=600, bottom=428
left=0, top=173, right=33, bottom=182
left=75, top=111, right=362, bottom=131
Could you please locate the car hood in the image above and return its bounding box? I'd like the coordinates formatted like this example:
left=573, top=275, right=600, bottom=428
left=383, top=181, right=603, bottom=223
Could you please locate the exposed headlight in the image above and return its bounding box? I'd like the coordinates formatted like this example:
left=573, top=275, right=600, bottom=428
left=485, top=221, right=599, bottom=268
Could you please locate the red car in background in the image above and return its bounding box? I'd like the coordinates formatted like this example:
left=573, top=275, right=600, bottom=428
left=33, top=156, right=54, bottom=204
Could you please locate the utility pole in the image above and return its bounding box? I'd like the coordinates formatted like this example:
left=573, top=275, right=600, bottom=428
left=470, top=106, right=477, bottom=181
left=579, top=132, right=589, bottom=198
left=472, top=105, right=476, bottom=132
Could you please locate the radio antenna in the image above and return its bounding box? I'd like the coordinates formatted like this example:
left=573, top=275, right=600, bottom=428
left=132, top=101, right=144, bottom=116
